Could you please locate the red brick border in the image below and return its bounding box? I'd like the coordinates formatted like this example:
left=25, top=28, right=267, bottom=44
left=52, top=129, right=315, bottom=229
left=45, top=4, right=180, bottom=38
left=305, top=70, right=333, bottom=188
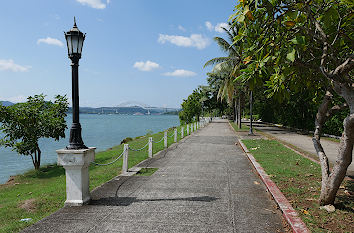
left=237, top=138, right=311, bottom=233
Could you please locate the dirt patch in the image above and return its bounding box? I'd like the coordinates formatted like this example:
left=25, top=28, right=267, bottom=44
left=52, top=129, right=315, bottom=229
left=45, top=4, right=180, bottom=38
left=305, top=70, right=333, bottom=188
left=5, top=176, right=18, bottom=185
left=0, top=176, right=19, bottom=189
left=278, top=174, right=353, bottom=232
left=237, top=131, right=265, bottom=140
left=19, top=198, right=37, bottom=212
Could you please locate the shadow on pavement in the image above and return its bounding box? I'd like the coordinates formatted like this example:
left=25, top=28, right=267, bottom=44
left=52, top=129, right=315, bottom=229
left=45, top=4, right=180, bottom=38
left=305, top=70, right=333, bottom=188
left=90, top=196, right=219, bottom=206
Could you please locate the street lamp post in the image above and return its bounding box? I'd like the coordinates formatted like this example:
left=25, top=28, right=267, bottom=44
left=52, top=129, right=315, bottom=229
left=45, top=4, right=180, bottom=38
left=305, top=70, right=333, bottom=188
left=65, top=18, right=87, bottom=150
left=57, top=18, right=95, bottom=206
left=248, top=90, right=254, bottom=135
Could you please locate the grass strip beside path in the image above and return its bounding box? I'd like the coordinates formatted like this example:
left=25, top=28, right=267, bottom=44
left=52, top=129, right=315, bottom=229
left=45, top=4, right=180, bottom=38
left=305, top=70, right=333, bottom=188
left=242, top=139, right=353, bottom=233
left=0, top=123, right=193, bottom=233
left=229, top=121, right=249, bottom=132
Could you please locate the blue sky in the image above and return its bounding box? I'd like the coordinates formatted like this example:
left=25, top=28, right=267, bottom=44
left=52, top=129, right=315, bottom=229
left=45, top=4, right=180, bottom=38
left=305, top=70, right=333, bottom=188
left=0, top=0, right=236, bottom=108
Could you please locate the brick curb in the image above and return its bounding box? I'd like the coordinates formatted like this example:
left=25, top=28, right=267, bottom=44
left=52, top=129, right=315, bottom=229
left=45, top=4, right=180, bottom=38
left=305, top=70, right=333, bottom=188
left=229, top=122, right=310, bottom=233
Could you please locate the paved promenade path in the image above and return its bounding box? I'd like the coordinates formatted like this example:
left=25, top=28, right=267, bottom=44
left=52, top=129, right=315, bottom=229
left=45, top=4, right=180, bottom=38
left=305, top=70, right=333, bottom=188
left=251, top=122, right=354, bottom=177
left=23, top=120, right=285, bottom=233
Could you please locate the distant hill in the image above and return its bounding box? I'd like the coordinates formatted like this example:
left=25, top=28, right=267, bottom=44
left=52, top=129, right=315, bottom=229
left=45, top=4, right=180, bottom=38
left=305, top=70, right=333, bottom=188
left=67, top=106, right=180, bottom=115
left=0, top=99, right=180, bottom=115
left=0, top=101, right=14, bottom=106
left=163, top=110, right=180, bottom=115
left=0, top=100, right=180, bottom=115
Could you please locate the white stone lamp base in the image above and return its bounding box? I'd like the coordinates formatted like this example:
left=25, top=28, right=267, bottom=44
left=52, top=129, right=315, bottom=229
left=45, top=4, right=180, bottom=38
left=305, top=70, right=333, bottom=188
left=57, top=147, right=96, bottom=206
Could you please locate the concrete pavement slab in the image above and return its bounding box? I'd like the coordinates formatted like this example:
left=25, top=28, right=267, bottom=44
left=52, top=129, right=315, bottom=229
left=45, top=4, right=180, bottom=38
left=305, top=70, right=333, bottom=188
left=22, top=119, right=286, bottom=233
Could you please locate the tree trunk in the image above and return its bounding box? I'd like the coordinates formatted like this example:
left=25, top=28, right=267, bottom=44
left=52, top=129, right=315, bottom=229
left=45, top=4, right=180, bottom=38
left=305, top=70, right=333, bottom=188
left=233, top=98, right=237, bottom=122
left=238, top=94, right=242, bottom=129
left=249, top=91, right=254, bottom=135
left=235, top=98, right=238, bottom=124
left=33, top=147, right=41, bottom=170
left=319, top=113, right=353, bottom=205
left=313, top=86, right=354, bottom=205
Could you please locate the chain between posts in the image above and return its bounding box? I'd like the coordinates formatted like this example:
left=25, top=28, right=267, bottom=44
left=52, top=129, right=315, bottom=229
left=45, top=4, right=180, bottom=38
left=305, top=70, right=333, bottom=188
left=90, top=123, right=205, bottom=166
left=152, top=137, right=164, bottom=144
left=128, top=142, right=149, bottom=151
left=91, top=150, right=124, bottom=166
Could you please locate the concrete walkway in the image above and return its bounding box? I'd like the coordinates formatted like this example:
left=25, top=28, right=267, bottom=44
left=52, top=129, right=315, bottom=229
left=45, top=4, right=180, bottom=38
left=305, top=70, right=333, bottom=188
left=23, top=120, right=286, bottom=233
left=250, top=122, right=354, bottom=177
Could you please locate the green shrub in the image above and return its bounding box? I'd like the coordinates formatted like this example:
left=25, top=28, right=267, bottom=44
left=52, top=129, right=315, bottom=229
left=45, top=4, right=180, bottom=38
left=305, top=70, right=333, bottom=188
left=120, top=137, right=133, bottom=144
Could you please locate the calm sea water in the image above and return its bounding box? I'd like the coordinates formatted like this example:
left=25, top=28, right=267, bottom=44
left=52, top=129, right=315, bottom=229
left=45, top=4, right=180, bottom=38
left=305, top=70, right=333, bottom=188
left=0, top=114, right=179, bottom=184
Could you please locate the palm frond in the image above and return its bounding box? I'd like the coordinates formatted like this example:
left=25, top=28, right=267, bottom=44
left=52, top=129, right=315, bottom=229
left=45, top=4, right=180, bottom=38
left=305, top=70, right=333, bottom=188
left=227, top=79, right=234, bottom=105
left=204, top=57, right=231, bottom=68
left=224, top=29, right=235, bottom=44
left=213, top=37, right=234, bottom=54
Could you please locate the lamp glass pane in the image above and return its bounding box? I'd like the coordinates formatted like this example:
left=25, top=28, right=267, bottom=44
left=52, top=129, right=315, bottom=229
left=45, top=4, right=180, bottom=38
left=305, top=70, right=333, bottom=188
left=66, top=35, right=73, bottom=55
left=72, top=35, right=78, bottom=54
left=78, top=36, right=84, bottom=55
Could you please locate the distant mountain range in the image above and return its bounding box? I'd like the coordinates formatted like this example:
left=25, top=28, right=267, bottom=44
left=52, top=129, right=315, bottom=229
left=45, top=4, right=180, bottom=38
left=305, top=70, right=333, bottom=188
left=0, top=101, right=14, bottom=106
left=69, top=106, right=180, bottom=115
left=0, top=101, right=180, bottom=115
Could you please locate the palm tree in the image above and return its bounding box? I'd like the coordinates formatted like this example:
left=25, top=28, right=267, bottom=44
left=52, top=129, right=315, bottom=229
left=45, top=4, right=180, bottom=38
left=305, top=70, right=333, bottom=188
left=204, top=23, right=244, bottom=127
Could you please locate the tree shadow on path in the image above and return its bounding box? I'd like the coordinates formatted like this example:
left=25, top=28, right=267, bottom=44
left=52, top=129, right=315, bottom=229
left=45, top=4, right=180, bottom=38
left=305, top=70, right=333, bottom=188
left=90, top=196, right=219, bottom=206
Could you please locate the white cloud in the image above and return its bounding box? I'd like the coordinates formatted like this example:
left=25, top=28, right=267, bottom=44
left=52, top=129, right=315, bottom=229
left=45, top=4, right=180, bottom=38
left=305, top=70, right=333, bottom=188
left=163, top=69, right=196, bottom=77
left=215, top=23, right=229, bottom=33
left=205, top=21, right=213, bottom=31
left=178, top=25, right=186, bottom=32
left=37, top=37, right=64, bottom=47
left=158, top=34, right=210, bottom=50
left=205, top=21, right=229, bottom=33
left=0, top=59, right=31, bottom=72
left=133, top=60, right=160, bottom=71
left=76, top=0, right=106, bottom=9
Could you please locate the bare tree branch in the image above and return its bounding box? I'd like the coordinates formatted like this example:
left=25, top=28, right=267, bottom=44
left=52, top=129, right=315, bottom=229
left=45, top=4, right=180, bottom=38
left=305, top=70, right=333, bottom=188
left=330, top=56, right=354, bottom=78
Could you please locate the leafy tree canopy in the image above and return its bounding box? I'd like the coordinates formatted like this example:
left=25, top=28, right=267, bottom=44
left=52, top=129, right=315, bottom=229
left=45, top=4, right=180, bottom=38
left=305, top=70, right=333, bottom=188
left=0, top=94, right=69, bottom=170
left=179, top=89, right=203, bottom=124
left=229, top=0, right=353, bottom=205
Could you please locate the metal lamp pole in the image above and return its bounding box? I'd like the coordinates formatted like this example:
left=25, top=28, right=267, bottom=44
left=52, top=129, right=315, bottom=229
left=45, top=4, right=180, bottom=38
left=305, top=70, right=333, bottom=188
left=248, top=90, right=254, bottom=135
left=65, top=18, right=87, bottom=150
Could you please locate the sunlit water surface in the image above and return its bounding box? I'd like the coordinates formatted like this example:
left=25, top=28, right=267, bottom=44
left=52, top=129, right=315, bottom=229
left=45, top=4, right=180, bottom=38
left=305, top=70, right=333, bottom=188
left=0, top=114, right=179, bottom=184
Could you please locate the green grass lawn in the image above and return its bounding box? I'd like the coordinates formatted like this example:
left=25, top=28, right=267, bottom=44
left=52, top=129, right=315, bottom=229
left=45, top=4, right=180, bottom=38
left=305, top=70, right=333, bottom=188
left=0, top=123, right=196, bottom=233
left=135, top=168, right=159, bottom=176
left=229, top=121, right=249, bottom=132
left=242, top=139, right=353, bottom=233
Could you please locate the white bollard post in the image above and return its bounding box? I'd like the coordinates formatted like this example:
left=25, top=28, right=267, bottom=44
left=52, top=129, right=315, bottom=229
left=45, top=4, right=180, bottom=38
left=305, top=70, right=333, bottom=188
left=57, top=147, right=95, bottom=206
left=187, top=124, right=189, bottom=135
left=191, top=124, right=193, bottom=133
left=181, top=127, right=184, bottom=138
left=148, top=137, right=153, bottom=158
left=174, top=128, right=177, bottom=143
left=122, top=144, right=129, bottom=173
left=194, top=122, right=197, bottom=131
left=164, top=131, right=167, bottom=148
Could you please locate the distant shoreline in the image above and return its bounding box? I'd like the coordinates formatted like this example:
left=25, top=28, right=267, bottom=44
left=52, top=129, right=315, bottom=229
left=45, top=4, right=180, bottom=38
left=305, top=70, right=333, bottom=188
left=0, top=114, right=180, bottom=184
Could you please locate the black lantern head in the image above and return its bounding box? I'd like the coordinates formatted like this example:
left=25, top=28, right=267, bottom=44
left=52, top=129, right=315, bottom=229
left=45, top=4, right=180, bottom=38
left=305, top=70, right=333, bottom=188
left=65, top=17, right=85, bottom=59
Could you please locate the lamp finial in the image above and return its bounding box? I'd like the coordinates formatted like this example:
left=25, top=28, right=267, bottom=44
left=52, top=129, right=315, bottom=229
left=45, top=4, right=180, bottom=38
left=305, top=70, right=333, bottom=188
left=74, top=17, right=77, bottom=28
